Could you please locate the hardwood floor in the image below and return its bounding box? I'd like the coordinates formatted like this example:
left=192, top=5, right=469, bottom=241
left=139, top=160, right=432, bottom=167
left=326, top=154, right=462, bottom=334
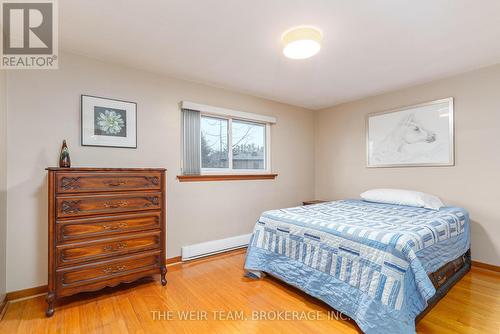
left=1, top=249, right=499, bottom=333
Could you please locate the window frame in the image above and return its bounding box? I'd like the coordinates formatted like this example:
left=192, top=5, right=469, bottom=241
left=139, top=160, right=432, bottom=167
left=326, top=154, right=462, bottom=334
left=200, top=113, right=271, bottom=175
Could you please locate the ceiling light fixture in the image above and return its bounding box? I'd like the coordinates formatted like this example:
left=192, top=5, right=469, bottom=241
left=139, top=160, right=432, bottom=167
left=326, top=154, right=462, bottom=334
left=281, top=26, right=322, bottom=60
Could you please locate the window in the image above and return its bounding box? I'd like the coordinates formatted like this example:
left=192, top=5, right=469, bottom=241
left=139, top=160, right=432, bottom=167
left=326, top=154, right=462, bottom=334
left=180, top=101, right=275, bottom=178
left=232, top=120, right=265, bottom=170
left=201, top=116, right=228, bottom=168
left=201, top=115, right=269, bottom=173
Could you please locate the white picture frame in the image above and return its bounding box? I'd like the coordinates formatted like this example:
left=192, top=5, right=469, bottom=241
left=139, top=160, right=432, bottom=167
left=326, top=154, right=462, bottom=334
left=81, top=95, right=137, bottom=148
left=366, top=97, right=454, bottom=168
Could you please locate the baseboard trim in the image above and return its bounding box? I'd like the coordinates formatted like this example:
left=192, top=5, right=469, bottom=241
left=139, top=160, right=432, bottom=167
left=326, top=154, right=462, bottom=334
left=2, top=249, right=248, bottom=303
left=472, top=260, right=500, bottom=273
left=6, top=285, right=48, bottom=302
left=0, top=296, right=7, bottom=320
left=166, top=256, right=182, bottom=265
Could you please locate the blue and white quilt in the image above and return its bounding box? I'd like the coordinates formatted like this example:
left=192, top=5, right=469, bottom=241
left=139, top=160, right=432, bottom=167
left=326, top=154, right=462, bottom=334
left=244, top=200, right=470, bottom=334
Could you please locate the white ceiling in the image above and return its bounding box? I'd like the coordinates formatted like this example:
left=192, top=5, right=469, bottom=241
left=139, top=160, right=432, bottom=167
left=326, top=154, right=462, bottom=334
left=60, top=0, right=500, bottom=110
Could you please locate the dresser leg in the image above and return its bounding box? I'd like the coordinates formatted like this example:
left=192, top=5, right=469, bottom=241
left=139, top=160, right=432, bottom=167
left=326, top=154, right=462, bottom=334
left=45, top=292, right=55, bottom=317
left=160, top=265, right=167, bottom=286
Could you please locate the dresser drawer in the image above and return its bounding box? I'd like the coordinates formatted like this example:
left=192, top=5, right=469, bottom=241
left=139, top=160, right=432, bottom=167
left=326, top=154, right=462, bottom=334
left=56, top=212, right=161, bottom=243
left=57, top=251, right=160, bottom=292
left=56, top=231, right=161, bottom=267
left=56, top=192, right=161, bottom=218
left=56, top=172, right=161, bottom=194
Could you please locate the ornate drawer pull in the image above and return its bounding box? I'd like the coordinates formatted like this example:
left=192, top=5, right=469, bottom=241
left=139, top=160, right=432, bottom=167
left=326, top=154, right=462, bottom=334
left=102, top=242, right=128, bottom=252
left=116, top=242, right=128, bottom=249
left=106, top=179, right=126, bottom=187
left=103, top=201, right=128, bottom=209
left=102, top=222, right=128, bottom=230
left=103, top=245, right=114, bottom=252
left=102, top=265, right=127, bottom=275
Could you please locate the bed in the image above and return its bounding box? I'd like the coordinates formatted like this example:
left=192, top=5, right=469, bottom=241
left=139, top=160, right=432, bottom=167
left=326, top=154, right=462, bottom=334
left=244, top=199, right=471, bottom=334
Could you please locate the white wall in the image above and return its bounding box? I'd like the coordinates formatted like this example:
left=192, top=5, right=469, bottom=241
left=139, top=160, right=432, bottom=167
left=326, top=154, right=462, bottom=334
left=315, top=64, right=500, bottom=266
left=0, top=70, right=7, bottom=302
left=5, top=52, right=315, bottom=292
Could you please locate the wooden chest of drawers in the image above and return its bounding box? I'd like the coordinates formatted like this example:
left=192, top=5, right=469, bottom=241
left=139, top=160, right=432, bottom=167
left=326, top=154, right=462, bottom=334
left=46, top=168, right=167, bottom=317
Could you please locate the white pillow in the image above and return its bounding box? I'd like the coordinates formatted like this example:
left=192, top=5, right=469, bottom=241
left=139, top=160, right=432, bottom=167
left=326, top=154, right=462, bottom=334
left=360, top=188, right=444, bottom=210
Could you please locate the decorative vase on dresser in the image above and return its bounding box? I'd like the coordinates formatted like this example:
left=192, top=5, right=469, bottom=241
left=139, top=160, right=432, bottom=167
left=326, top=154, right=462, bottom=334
left=45, top=167, right=167, bottom=317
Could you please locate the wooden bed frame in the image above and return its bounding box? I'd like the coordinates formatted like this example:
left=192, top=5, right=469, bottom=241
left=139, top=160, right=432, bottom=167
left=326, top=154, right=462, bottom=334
left=416, top=249, right=471, bottom=323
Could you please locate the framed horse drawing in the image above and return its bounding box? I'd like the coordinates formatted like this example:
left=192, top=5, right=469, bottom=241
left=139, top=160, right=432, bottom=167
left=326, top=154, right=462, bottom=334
left=366, top=97, right=454, bottom=167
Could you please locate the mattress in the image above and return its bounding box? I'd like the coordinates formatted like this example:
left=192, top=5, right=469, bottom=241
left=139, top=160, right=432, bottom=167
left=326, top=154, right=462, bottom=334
left=244, top=200, right=470, bottom=334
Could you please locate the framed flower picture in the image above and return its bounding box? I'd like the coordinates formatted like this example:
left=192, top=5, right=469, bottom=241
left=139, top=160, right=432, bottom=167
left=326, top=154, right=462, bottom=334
left=81, top=95, right=137, bottom=148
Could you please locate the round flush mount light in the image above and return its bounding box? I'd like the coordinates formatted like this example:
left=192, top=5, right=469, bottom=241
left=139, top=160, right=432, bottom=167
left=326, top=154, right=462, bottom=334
left=281, top=26, right=322, bottom=59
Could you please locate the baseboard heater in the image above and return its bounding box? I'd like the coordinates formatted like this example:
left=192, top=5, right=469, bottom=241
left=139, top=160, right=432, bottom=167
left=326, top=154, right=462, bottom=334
left=181, top=233, right=252, bottom=261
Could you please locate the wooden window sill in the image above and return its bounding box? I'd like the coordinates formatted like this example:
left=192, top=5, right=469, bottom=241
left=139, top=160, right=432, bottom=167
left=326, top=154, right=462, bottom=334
left=177, top=174, right=278, bottom=182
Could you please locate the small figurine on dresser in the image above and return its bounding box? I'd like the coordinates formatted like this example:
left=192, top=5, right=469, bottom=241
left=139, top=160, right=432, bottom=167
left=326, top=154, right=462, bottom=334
left=59, top=140, right=71, bottom=168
